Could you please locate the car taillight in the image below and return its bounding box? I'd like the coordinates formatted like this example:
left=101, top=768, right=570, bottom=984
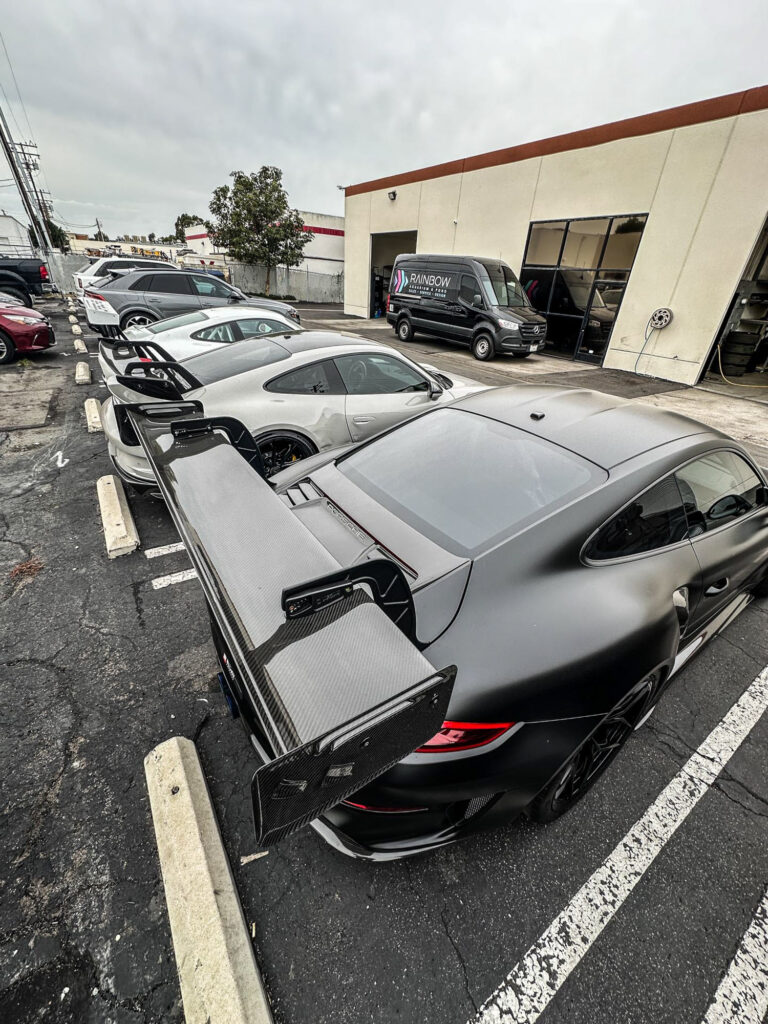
left=40, top=264, right=49, bottom=281
left=139, top=357, right=153, bottom=362
left=85, top=290, right=105, bottom=300
left=386, top=293, right=390, bottom=312
left=416, top=721, right=515, bottom=754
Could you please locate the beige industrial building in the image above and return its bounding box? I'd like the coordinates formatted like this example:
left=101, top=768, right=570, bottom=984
left=343, top=86, right=768, bottom=385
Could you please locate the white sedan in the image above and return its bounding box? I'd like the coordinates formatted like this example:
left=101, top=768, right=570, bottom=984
left=97, top=306, right=299, bottom=381
left=101, top=331, right=487, bottom=490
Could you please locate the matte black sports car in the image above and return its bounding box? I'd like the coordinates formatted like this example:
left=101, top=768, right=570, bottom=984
left=127, top=385, right=768, bottom=859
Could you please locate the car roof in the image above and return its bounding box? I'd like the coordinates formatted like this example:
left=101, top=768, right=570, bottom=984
left=182, top=331, right=384, bottom=384
left=455, top=385, right=729, bottom=469
left=103, top=267, right=214, bottom=283
left=196, top=305, right=294, bottom=324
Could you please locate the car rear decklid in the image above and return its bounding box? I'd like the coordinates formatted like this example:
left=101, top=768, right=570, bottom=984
left=128, top=403, right=455, bottom=846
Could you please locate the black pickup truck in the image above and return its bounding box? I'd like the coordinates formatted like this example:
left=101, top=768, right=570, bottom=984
left=0, top=256, right=51, bottom=305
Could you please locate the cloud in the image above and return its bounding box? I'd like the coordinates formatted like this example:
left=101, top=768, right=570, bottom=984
left=0, top=0, right=765, bottom=235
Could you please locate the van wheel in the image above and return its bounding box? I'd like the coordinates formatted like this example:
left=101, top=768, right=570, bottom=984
left=397, top=318, right=415, bottom=342
left=472, top=333, right=495, bottom=361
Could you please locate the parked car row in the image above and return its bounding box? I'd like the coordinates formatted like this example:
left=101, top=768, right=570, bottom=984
left=84, top=256, right=768, bottom=862
left=81, top=264, right=299, bottom=332
left=99, top=317, right=485, bottom=487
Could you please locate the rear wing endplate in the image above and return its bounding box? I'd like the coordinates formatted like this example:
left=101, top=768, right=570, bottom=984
left=127, top=405, right=455, bottom=846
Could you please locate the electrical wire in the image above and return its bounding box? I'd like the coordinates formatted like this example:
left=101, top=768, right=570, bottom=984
left=715, top=344, right=768, bottom=388
left=0, top=31, right=32, bottom=139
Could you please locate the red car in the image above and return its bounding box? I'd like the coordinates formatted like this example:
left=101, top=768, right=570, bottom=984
left=0, top=303, right=55, bottom=364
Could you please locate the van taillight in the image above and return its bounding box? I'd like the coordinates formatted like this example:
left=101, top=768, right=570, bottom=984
left=386, top=293, right=391, bottom=313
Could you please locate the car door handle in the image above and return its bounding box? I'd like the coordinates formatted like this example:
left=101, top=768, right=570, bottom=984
left=352, top=416, right=373, bottom=424
left=705, top=578, right=729, bottom=596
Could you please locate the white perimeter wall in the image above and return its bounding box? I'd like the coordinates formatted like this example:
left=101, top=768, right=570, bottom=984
left=344, top=109, right=768, bottom=384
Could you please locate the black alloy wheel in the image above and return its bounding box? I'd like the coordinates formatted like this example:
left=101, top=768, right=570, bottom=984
left=471, top=333, right=495, bottom=361
left=397, top=318, right=414, bottom=342
left=527, top=672, right=663, bottom=823
left=0, top=329, right=16, bottom=364
left=121, top=312, right=158, bottom=330
left=255, top=431, right=316, bottom=476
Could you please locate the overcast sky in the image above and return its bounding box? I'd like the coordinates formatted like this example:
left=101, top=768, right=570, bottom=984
left=0, top=0, right=766, bottom=237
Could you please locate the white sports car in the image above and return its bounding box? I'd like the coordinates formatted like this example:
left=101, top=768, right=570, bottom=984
left=97, top=305, right=300, bottom=381
left=102, top=331, right=487, bottom=490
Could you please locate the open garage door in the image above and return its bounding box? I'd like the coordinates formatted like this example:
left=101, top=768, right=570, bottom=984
left=370, top=231, right=417, bottom=317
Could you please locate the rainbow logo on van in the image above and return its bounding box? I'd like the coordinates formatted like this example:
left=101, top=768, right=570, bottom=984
left=394, top=269, right=409, bottom=293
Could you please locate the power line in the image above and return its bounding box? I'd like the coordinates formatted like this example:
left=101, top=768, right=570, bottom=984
left=0, top=31, right=34, bottom=141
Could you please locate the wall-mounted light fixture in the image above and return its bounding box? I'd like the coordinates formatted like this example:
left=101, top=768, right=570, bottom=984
left=388, top=190, right=397, bottom=201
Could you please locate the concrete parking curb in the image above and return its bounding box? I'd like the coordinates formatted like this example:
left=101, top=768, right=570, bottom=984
left=68, top=314, right=78, bottom=324
left=74, top=338, right=87, bottom=353
left=71, top=324, right=82, bottom=335
left=75, top=361, right=91, bottom=384
left=144, top=737, right=273, bottom=1024
left=84, top=398, right=103, bottom=433
left=96, top=474, right=139, bottom=557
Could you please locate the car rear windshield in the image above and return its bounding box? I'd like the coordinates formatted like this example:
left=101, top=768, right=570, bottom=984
left=147, top=311, right=208, bottom=334
left=338, top=409, right=605, bottom=556
left=183, top=337, right=291, bottom=385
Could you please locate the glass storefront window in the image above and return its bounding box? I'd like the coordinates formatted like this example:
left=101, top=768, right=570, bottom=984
left=560, top=219, right=610, bottom=268
left=525, top=221, right=566, bottom=266
left=601, top=215, right=647, bottom=270
left=521, top=213, right=647, bottom=363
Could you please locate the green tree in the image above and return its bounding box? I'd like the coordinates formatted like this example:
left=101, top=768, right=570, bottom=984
left=206, top=168, right=312, bottom=295
left=29, top=217, right=69, bottom=250
left=148, top=231, right=156, bottom=244
left=174, top=212, right=201, bottom=243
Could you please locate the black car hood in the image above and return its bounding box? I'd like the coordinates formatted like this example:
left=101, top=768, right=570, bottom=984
left=495, top=305, right=546, bottom=325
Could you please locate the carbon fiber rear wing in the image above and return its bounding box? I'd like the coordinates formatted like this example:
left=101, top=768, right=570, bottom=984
left=115, top=360, right=202, bottom=400
left=98, top=335, right=174, bottom=376
left=128, top=404, right=455, bottom=846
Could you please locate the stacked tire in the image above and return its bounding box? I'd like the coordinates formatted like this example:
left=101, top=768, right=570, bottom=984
left=720, top=331, right=757, bottom=377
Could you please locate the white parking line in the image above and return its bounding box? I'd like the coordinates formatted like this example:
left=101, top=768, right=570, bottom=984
left=144, top=541, right=186, bottom=559
left=471, top=665, right=768, bottom=1024
left=151, top=568, right=197, bottom=590
left=700, top=884, right=768, bottom=1024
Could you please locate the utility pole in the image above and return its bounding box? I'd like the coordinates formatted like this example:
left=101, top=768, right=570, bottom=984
left=95, top=217, right=104, bottom=242
left=0, top=102, right=53, bottom=252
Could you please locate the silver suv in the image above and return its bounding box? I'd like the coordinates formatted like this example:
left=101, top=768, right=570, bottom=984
left=84, top=268, right=300, bottom=331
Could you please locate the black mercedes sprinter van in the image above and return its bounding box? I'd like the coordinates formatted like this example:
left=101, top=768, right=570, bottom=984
left=386, top=254, right=547, bottom=360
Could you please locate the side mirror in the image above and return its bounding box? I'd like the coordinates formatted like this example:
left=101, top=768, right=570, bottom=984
left=428, top=380, right=443, bottom=400
left=473, top=294, right=483, bottom=308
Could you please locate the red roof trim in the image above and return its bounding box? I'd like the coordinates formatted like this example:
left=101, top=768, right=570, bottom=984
left=345, top=85, right=768, bottom=197
left=185, top=232, right=208, bottom=240
left=303, top=225, right=344, bottom=236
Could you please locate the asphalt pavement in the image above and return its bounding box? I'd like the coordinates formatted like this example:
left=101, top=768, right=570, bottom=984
left=1, top=299, right=767, bottom=1024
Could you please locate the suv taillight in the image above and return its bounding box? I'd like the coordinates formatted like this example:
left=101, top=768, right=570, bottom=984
left=40, top=264, right=49, bottom=281
left=84, top=290, right=105, bottom=300
left=416, top=721, right=515, bottom=753
left=386, top=293, right=390, bottom=313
